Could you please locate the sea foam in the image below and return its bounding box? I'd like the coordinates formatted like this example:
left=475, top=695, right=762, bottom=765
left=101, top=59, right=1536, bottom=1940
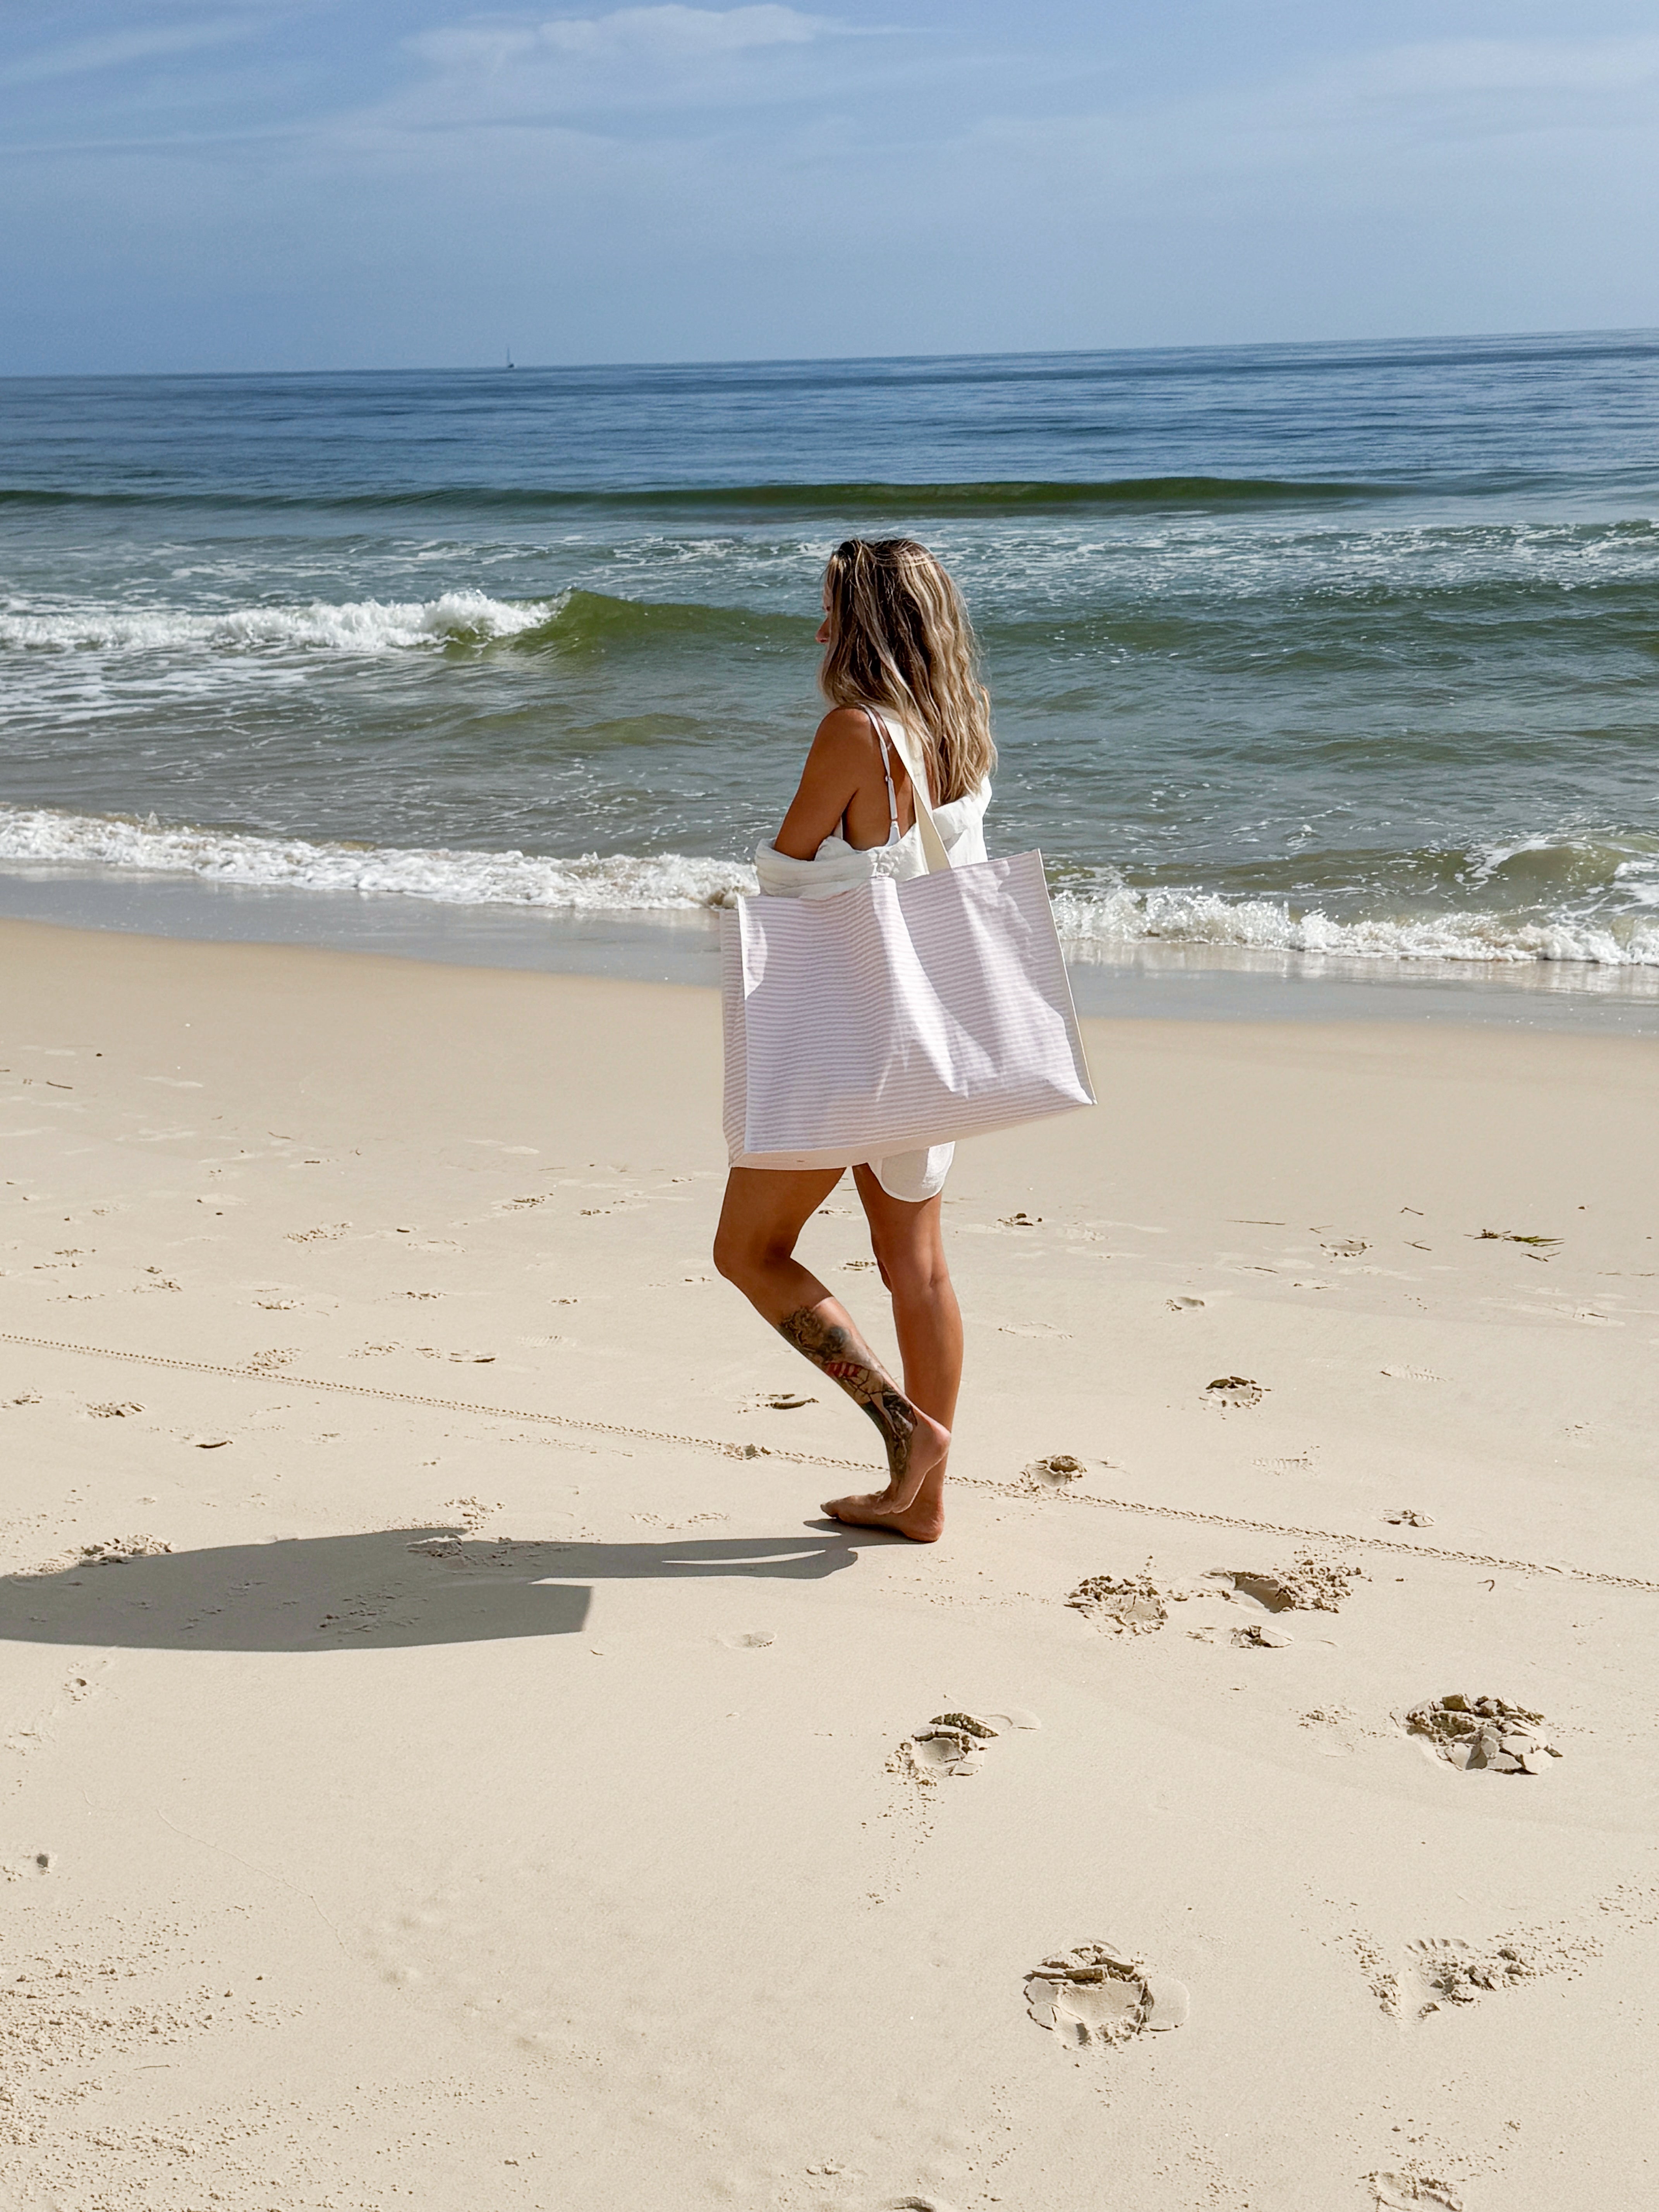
left=1050, top=884, right=1659, bottom=968
left=0, top=806, right=754, bottom=913
left=0, top=590, right=557, bottom=656
left=2, top=804, right=1657, bottom=965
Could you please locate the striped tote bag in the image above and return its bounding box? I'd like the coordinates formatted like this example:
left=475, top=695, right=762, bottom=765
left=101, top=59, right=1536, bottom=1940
left=721, top=718, right=1096, bottom=1171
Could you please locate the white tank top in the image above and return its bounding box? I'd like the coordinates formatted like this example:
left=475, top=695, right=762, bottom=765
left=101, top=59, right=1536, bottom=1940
left=754, top=706, right=992, bottom=901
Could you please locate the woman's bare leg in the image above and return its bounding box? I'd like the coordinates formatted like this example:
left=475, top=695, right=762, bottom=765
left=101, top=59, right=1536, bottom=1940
left=816, top=1166, right=961, bottom=1541
left=853, top=1165, right=962, bottom=1430
left=712, top=1166, right=951, bottom=1523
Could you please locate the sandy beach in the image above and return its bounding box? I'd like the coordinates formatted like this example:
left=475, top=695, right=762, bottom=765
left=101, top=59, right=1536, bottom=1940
left=4, top=912, right=1658, bottom=2212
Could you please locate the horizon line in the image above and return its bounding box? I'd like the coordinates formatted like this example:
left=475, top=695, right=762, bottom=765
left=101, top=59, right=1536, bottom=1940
left=4, top=323, right=1659, bottom=386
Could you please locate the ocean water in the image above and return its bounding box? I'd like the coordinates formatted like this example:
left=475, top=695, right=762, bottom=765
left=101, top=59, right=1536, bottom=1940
left=3, top=331, right=1658, bottom=984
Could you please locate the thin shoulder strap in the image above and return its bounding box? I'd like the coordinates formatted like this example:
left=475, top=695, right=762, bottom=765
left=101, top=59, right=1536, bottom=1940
left=866, top=706, right=952, bottom=874
left=862, top=706, right=900, bottom=840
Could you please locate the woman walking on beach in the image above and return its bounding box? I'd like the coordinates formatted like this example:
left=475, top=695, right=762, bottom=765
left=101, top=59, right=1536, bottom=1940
left=713, top=538, right=996, bottom=1543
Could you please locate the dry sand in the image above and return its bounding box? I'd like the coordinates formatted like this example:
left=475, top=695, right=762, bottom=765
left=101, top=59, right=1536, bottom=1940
left=3, top=914, right=1657, bottom=2212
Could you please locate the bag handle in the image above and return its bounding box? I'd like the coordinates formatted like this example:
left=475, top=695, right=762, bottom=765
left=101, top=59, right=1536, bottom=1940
left=867, top=706, right=952, bottom=874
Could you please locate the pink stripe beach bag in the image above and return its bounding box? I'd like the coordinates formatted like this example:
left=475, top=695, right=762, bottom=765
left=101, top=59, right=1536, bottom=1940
left=721, top=720, right=1096, bottom=1171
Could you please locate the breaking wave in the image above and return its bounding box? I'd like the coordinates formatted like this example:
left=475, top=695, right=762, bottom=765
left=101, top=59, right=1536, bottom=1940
left=1050, top=881, right=1659, bottom=969
left=3, top=805, right=1658, bottom=966
left=0, top=590, right=559, bottom=656
left=0, top=587, right=807, bottom=659
left=0, top=807, right=755, bottom=914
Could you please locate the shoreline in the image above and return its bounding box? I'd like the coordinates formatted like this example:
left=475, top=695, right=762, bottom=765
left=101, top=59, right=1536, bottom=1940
left=5, top=859, right=1659, bottom=1036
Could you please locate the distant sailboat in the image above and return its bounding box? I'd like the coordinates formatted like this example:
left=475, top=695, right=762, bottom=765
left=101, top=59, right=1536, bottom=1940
left=506, top=347, right=515, bottom=370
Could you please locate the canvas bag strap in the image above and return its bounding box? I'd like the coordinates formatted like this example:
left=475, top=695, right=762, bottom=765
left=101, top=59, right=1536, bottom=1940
left=867, top=706, right=953, bottom=874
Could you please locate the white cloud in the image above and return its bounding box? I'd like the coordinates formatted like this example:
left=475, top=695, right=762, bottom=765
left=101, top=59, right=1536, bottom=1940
left=0, top=18, right=255, bottom=91
left=412, top=7, right=832, bottom=75
left=386, top=3, right=851, bottom=128
left=991, top=30, right=1659, bottom=196
left=1205, top=31, right=1659, bottom=153
left=1353, top=34, right=1659, bottom=102
left=542, top=5, right=826, bottom=56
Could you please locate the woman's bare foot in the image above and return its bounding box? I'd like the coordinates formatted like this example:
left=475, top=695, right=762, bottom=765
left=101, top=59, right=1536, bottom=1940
left=823, top=1416, right=950, bottom=1542
left=821, top=1483, right=946, bottom=1542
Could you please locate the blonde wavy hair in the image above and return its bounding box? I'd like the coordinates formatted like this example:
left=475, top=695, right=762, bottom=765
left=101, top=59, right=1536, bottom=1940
left=818, top=537, right=995, bottom=804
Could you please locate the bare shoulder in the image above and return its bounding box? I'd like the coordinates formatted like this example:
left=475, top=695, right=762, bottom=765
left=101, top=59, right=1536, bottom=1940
left=773, top=705, right=879, bottom=856
left=810, top=704, right=880, bottom=760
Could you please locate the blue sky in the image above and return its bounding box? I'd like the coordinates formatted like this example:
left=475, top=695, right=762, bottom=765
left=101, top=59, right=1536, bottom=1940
left=4, top=2, right=1657, bottom=372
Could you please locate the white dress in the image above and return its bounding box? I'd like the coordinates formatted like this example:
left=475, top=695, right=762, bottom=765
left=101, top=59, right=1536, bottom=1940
left=752, top=709, right=993, bottom=1204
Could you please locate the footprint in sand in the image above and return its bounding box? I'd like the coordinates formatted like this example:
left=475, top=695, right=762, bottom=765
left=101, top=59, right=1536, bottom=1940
left=1203, top=1375, right=1265, bottom=1409
left=720, top=1630, right=774, bottom=1650
left=1021, top=1453, right=1087, bottom=1493
left=246, top=1347, right=298, bottom=1373
left=1403, top=1695, right=1562, bottom=1774
left=1062, top=1553, right=1357, bottom=1645
left=1066, top=1570, right=1177, bottom=1634
left=68, top=1537, right=173, bottom=1566
left=1024, top=1941, right=1189, bottom=2048
left=1216, top=1553, right=1360, bottom=1614
left=1363, top=1925, right=1592, bottom=2025
left=1367, top=2173, right=1462, bottom=2210
left=899, top=1714, right=997, bottom=1779
left=1383, top=1508, right=1435, bottom=1527
left=1298, top=1705, right=1386, bottom=1757
left=441, top=1496, right=499, bottom=1534
left=889, top=1706, right=1039, bottom=1783
left=1166, top=1295, right=1204, bottom=1312
left=1405, top=1937, right=1538, bottom=2011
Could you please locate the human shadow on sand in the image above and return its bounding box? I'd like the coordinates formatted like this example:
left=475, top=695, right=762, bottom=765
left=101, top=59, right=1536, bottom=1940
left=0, top=1527, right=862, bottom=1653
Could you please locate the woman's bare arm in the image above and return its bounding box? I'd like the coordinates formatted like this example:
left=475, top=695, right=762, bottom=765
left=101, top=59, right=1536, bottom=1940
left=772, top=708, right=880, bottom=860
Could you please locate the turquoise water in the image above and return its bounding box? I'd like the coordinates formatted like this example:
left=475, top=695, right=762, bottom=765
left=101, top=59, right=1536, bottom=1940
left=3, top=331, right=1657, bottom=973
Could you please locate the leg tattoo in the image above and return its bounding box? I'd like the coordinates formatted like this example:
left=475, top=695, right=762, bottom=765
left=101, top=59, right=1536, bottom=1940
left=776, top=1305, right=919, bottom=1486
